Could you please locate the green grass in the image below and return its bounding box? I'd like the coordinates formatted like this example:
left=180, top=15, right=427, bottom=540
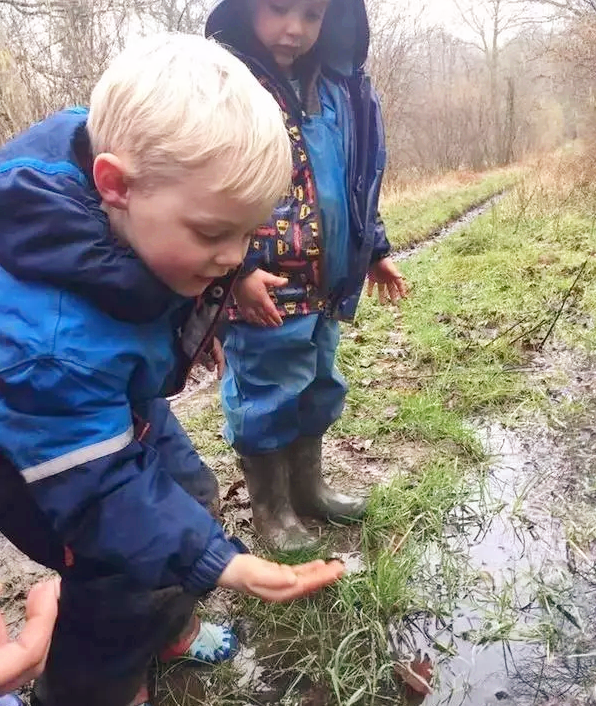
left=184, top=402, right=228, bottom=457
left=227, top=457, right=479, bottom=706
left=395, top=181, right=596, bottom=423
left=171, top=163, right=596, bottom=705
left=383, top=168, right=521, bottom=249
left=334, top=299, right=482, bottom=457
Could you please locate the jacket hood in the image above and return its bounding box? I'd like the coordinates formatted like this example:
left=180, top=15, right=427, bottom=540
left=0, top=109, right=181, bottom=323
left=205, top=0, right=370, bottom=75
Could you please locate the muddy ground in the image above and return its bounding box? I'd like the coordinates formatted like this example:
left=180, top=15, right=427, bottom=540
left=168, top=350, right=596, bottom=706
left=3, top=352, right=595, bottom=706
left=2, top=196, right=596, bottom=705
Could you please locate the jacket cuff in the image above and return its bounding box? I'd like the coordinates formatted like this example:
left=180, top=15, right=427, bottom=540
left=238, top=263, right=260, bottom=279
left=370, top=247, right=392, bottom=264
left=182, top=535, right=240, bottom=595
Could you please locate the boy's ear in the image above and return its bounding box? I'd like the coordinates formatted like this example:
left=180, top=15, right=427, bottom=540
left=93, top=153, right=130, bottom=210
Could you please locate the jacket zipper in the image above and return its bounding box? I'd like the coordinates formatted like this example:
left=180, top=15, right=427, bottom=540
left=245, top=56, right=330, bottom=313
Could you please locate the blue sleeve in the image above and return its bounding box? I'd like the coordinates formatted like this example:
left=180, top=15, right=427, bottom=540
left=371, top=212, right=391, bottom=263
left=239, top=238, right=265, bottom=277
left=31, top=440, right=238, bottom=594
left=0, top=358, right=238, bottom=594
left=142, top=398, right=219, bottom=509
left=369, top=86, right=391, bottom=263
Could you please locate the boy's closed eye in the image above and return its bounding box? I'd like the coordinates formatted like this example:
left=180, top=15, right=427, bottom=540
left=191, top=226, right=229, bottom=241
left=269, top=1, right=290, bottom=16
left=185, top=217, right=241, bottom=241
left=305, top=2, right=328, bottom=22
left=267, top=0, right=327, bottom=21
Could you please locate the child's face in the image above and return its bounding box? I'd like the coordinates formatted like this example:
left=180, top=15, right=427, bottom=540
left=96, top=157, right=269, bottom=297
left=250, top=0, right=330, bottom=72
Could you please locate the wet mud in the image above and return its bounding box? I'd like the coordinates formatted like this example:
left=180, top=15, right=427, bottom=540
left=0, top=536, right=52, bottom=638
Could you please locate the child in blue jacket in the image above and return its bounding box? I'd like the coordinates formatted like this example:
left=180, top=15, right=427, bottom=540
left=0, top=33, right=343, bottom=706
left=206, top=0, right=408, bottom=550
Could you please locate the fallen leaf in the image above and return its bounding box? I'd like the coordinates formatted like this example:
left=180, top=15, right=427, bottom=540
left=223, top=479, right=246, bottom=502
left=394, top=652, right=433, bottom=696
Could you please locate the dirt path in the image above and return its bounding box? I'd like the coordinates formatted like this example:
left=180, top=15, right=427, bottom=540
left=0, top=536, right=53, bottom=636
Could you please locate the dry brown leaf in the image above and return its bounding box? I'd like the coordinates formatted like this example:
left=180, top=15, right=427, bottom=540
left=394, top=653, right=434, bottom=696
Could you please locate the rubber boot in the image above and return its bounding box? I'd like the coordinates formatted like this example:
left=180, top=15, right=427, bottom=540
left=289, top=436, right=368, bottom=522
left=240, top=451, right=318, bottom=551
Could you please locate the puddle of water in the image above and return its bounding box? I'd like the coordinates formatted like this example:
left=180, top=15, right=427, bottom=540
left=414, top=419, right=596, bottom=706
left=197, top=410, right=596, bottom=706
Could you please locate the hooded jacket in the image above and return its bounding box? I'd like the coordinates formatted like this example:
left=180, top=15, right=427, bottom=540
left=0, top=109, right=240, bottom=592
left=206, top=0, right=391, bottom=321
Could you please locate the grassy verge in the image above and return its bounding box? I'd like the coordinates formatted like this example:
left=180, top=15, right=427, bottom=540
left=382, top=167, right=522, bottom=250
left=171, top=162, right=596, bottom=705
left=396, top=164, right=596, bottom=420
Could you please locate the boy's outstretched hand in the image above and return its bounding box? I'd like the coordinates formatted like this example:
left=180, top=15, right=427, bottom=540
left=217, top=556, right=344, bottom=602
left=367, top=257, right=408, bottom=304
left=232, top=269, right=288, bottom=327
left=0, top=579, right=60, bottom=695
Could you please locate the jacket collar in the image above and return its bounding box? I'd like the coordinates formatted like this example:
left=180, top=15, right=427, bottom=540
left=0, top=109, right=184, bottom=323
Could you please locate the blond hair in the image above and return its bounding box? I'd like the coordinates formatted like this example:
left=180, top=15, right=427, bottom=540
left=88, top=33, right=291, bottom=205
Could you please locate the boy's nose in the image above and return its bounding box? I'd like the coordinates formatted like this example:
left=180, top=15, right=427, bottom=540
left=215, top=244, right=245, bottom=270
left=285, top=15, right=304, bottom=39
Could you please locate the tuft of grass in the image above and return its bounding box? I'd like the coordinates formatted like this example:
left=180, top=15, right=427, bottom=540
left=229, top=455, right=478, bottom=706
left=183, top=400, right=229, bottom=458
left=387, top=173, right=596, bottom=430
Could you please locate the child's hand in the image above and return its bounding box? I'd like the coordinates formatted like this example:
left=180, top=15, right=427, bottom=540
left=217, top=556, right=344, bottom=602
left=367, top=258, right=408, bottom=304
left=0, top=579, right=60, bottom=694
left=233, top=269, right=288, bottom=327
left=195, top=337, right=225, bottom=379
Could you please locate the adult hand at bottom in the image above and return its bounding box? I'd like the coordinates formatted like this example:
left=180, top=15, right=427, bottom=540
left=0, top=579, right=60, bottom=695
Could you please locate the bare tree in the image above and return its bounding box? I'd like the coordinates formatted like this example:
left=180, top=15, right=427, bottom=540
left=520, top=0, right=596, bottom=17
left=452, top=0, right=535, bottom=164
left=136, top=0, right=210, bottom=33
left=0, top=0, right=589, bottom=179
left=366, top=0, right=423, bottom=177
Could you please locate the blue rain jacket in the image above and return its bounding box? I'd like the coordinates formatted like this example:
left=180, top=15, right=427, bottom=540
left=206, top=0, right=391, bottom=321
left=0, top=109, right=240, bottom=593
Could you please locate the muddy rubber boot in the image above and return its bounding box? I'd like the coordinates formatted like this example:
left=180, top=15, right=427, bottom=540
left=289, top=436, right=368, bottom=522
left=241, top=451, right=318, bottom=551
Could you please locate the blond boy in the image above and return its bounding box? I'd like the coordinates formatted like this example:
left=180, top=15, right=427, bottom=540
left=0, top=34, right=343, bottom=706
